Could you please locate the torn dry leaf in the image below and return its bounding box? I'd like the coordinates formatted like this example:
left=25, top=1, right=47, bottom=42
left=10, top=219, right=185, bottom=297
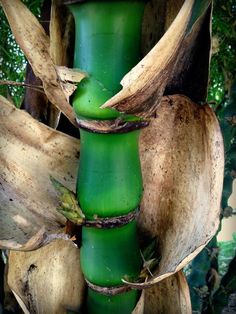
left=60, top=82, right=78, bottom=102
left=101, top=0, right=211, bottom=118
left=0, top=96, right=80, bottom=250
left=50, top=0, right=69, bottom=66
left=56, top=66, right=87, bottom=83
left=8, top=239, right=85, bottom=314
left=165, top=4, right=212, bottom=103
left=124, top=94, right=224, bottom=288
left=56, top=66, right=86, bottom=101
left=0, top=0, right=77, bottom=127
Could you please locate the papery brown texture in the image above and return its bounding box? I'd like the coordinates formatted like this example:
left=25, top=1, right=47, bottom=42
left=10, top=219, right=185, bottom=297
left=123, top=271, right=191, bottom=314
left=8, top=239, right=85, bottom=314
left=21, top=0, right=51, bottom=127
left=124, top=94, right=224, bottom=288
left=0, top=0, right=80, bottom=127
left=101, top=0, right=211, bottom=118
left=0, top=96, right=79, bottom=250
left=132, top=290, right=145, bottom=314
left=144, top=272, right=191, bottom=314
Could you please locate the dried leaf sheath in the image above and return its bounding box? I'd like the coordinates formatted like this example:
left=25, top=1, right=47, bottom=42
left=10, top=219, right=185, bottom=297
left=8, top=239, right=85, bottom=314
left=0, top=96, right=79, bottom=250
left=128, top=94, right=224, bottom=288
left=0, top=0, right=86, bottom=127
left=143, top=271, right=192, bottom=313
left=101, top=0, right=211, bottom=117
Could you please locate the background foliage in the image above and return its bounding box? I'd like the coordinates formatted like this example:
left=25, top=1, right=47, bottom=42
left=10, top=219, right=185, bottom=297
left=208, top=0, right=236, bottom=106
left=0, top=0, right=42, bottom=107
left=187, top=1, right=236, bottom=313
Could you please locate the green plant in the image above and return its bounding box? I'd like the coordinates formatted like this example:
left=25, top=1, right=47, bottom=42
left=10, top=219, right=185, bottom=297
left=0, top=1, right=225, bottom=313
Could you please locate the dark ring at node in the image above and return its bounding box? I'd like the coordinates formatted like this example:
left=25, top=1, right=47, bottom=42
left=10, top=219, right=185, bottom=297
left=84, top=207, right=140, bottom=229
left=85, top=278, right=132, bottom=296
left=76, top=118, right=149, bottom=134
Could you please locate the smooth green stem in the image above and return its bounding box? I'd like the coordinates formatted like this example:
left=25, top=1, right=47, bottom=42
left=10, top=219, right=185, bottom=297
left=87, top=289, right=139, bottom=314
left=77, top=130, right=142, bottom=219
left=78, top=130, right=143, bottom=312
left=69, top=1, right=145, bottom=312
left=81, top=222, right=142, bottom=286
left=78, top=130, right=142, bottom=285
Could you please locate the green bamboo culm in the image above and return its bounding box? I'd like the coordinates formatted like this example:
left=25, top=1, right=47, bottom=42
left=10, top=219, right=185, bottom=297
left=71, top=0, right=145, bottom=120
left=68, top=1, right=146, bottom=313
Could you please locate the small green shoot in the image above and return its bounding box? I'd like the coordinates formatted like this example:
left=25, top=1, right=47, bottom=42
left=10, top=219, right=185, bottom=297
left=50, top=176, right=85, bottom=225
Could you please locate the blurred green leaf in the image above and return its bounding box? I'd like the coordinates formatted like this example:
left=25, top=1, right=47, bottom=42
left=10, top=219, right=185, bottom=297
left=212, top=253, right=236, bottom=313
left=218, top=233, right=236, bottom=276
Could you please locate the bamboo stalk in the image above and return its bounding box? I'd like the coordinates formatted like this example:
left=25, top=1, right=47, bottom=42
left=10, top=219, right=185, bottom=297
left=68, top=1, right=146, bottom=312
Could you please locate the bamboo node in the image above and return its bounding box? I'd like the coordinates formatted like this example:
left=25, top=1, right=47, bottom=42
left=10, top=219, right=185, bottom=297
left=76, top=117, right=149, bottom=134
left=51, top=176, right=140, bottom=229
left=84, top=208, right=140, bottom=229
left=85, top=278, right=132, bottom=296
